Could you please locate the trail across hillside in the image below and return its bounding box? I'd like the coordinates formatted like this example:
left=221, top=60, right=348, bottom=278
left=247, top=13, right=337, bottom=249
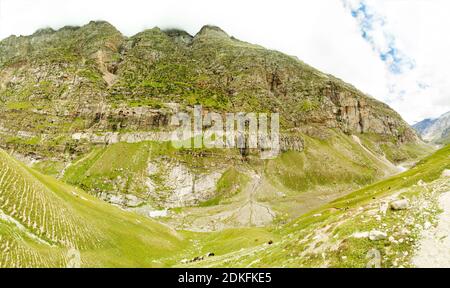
left=413, top=189, right=450, bottom=267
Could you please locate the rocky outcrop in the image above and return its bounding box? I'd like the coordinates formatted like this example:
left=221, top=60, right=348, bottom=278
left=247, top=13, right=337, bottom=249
left=72, top=131, right=172, bottom=144
left=323, top=84, right=418, bottom=142
left=81, top=106, right=173, bottom=131
left=98, top=192, right=144, bottom=208
left=147, top=161, right=223, bottom=208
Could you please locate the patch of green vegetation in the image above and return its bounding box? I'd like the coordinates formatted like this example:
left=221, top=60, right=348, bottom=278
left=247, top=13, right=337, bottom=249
left=5, top=135, right=41, bottom=146
left=77, top=68, right=103, bottom=84
left=64, top=117, right=87, bottom=132
left=140, top=80, right=165, bottom=89
left=359, top=133, right=434, bottom=164
left=332, top=145, right=449, bottom=207
left=2, top=85, right=34, bottom=101
left=181, top=228, right=277, bottom=259
left=297, top=99, right=319, bottom=112
left=63, top=142, right=153, bottom=197
left=32, top=160, right=65, bottom=178
left=6, top=101, right=32, bottom=110
left=266, top=132, right=382, bottom=194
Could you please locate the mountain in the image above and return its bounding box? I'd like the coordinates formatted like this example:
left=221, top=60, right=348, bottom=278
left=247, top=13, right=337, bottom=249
left=413, top=118, right=436, bottom=135
left=0, top=21, right=429, bottom=227
left=0, top=21, right=438, bottom=267
left=0, top=21, right=417, bottom=146
left=413, top=111, right=450, bottom=144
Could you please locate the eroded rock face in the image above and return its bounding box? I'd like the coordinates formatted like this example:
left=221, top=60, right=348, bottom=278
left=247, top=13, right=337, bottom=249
left=99, top=192, right=144, bottom=208
left=280, top=134, right=304, bottom=152
left=147, top=160, right=223, bottom=208
left=72, top=131, right=172, bottom=144
left=85, top=158, right=224, bottom=209
left=91, top=106, right=172, bottom=131
left=322, top=86, right=417, bottom=143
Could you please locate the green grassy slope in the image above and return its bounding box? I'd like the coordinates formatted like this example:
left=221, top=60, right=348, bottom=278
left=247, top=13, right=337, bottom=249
left=0, top=149, right=184, bottom=268
left=182, top=145, right=450, bottom=267
left=267, top=131, right=394, bottom=193
left=63, top=142, right=154, bottom=198
left=0, top=143, right=444, bottom=268
left=0, top=148, right=285, bottom=268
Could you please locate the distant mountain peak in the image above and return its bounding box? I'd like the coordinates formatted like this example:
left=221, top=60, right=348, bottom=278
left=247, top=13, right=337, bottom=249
left=196, top=25, right=229, bottom=38
left=413, top=111, right=450, bottom=143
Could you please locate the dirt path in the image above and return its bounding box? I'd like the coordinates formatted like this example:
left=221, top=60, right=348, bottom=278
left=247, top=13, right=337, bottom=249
left=234, top=170, right=276, bottom=227
left=413, top=191, right=450, bottom=267
left=199, top=167, right=276, bottom=228
left=171, top=167, right=276, bottom=231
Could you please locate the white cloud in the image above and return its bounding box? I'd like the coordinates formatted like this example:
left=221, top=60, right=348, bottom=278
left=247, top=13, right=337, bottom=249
left=0, top=0, right=448, bottom=124
left=362, top=0, right=450, bottom=123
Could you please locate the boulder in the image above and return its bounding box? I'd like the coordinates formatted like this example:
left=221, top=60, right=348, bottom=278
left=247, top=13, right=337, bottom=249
left=390, top=199, right=410, bottom=211
left=351, top=232, right=369, bottom=239
left=442, top=170, right=450, bottom=177
left=369, top=230, right=387, bottom=241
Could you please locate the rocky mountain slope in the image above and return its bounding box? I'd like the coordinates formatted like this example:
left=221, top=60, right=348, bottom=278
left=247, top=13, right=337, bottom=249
left=0, top=21, right=438, bottom=267
left=0, top=21, right=425, bottom=206
left=0, top=21, right=417, bottom=151
left=413, top=111, right=450, bottom=144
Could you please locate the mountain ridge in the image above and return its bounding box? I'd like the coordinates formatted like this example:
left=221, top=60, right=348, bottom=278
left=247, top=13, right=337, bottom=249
left=0, top=21, right=418, bottom=140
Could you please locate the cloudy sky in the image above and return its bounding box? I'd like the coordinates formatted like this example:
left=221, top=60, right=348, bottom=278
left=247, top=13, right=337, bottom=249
left=0, top=0, right=449, bottom=124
